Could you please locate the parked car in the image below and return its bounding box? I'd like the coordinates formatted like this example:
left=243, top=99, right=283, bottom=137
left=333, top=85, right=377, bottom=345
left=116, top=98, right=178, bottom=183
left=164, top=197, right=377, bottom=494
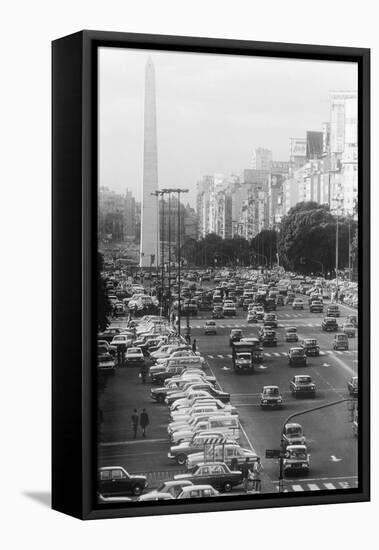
left=223, top=302, right=237, bottom=316
left=98, top=353, right=116, bottom=372
left=186, top=442, right=258, bottom=470
left=98, top=467, right=147, bottom=497
left=168, top=432, right=227, bottom=465
left=290, top=375, right=316, bottom=397
left=260, top=386, right=283, bottom=408
left=177, top=485, right=220, bottom=499
left=140, top=480, right=193, bottom=499
left=174, top=462, right=242, bottom=493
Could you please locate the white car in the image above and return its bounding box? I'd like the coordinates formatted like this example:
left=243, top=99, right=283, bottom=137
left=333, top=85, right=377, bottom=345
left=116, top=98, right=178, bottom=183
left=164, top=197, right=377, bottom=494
left=110, top=334, right=133, bottom=347
left=125, top=347, right=144, bottom=364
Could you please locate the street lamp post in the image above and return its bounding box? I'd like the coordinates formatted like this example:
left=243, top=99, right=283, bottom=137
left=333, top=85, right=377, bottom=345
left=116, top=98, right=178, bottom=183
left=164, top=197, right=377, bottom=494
left=160, top=189, right=189, bottom=334
left=150, top=190, right=162, bottom=305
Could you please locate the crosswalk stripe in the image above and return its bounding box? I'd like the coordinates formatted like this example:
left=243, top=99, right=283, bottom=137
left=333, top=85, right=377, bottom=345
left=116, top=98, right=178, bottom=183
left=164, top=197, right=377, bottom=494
left=264, top=353, right=271, bottom=357
left=323, top=483, right=336, bottom=490
left=319, top=351, right=325, bottom=356
left=307, top=484, right=319, bottom=491
left=208, top=355, right=214, bottom=358
left=292, top=485, right=304, bottom=491
left=339, top=482, right=350, bottom=489
left=336, top=351, right=343, bottom=355
left=273, top=353, right=280, bottom=357
left=227, top=354, right=232, bottom=358
left=281, top=352, right=287, bottom=356
left=217, top=355, right=224, bottom=358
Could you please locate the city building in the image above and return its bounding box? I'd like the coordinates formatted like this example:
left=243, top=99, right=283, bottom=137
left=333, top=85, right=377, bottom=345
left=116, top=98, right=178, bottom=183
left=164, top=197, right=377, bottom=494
left=252, top=147, right=272, bottom=170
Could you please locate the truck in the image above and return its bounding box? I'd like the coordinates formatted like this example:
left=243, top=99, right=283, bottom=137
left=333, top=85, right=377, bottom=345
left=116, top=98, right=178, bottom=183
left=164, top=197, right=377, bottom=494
left=231, top=341, right=262, bottom=374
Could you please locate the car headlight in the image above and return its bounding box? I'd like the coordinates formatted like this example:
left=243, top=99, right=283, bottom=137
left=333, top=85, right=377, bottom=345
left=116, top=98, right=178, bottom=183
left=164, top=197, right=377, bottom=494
left=277, top=399, right=282, bottom=403
left=262, top=399, right=267, bottom=403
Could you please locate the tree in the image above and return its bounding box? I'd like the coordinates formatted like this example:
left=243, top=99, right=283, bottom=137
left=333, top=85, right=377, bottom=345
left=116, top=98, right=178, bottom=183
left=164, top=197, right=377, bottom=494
left=98, top=252, right=113, bottom=331
left=278, top=202, right=356, bottom=275
left=250, top=229, right=278, bottom=267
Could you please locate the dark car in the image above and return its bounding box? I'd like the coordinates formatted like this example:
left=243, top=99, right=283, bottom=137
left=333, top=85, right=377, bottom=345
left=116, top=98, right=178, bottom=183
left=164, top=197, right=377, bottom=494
left=322, top=317, right=339, bottom=332
left=288, top=347, right=307, bottom=366
left=265, top=298, right=277, bottom=312
left=98, top=327, right=121, bottom=343
left=326, top=304, right=340, bottom=317
left=289, top=375, right=316, bottom=397
left=260, top=386, right=283, bottom=409
left=198, top=299, right=213, bottom=311
left=229, top=329, right=243, bottom=346
left=276, top=295, right=285, bottom=306
left=263, top=313, right=278, bottom=328
left=98, top=467, right=147, bottom=497
left=259, top=328, right=278, bottom=347
left=150, top=364, right=187, bottom=385
left=174, top=462, right=242, bottom=493
left=212, top=306, right=224, bottom=319
left=309, top=301, right=323, bottom=313
left=347, top=376, right=358, bottom=397
left=301, top=338, right=320, bottom=357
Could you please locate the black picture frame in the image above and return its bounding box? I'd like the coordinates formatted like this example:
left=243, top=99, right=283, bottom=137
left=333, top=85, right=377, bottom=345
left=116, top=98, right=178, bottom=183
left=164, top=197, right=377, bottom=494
left=52, top=30, right=370, bottom=520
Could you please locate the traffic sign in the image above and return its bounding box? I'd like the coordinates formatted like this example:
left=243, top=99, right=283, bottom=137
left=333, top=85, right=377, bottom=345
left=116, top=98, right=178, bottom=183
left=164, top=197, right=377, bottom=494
left=265, top=449, right=281, bottom=459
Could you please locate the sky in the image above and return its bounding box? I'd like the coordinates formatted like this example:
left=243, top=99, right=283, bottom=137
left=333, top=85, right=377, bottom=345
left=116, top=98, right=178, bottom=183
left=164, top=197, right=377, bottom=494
left=98, top=47, right=357, bottom=206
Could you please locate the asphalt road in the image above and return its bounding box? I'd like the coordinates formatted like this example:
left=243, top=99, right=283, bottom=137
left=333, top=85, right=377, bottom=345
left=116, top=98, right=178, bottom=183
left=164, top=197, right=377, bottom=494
left=98, top=292, right=358, bottom=495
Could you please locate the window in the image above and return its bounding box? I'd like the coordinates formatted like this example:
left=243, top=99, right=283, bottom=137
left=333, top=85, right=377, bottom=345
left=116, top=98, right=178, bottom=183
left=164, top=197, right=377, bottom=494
left=112, top=469, right=125, bottom=480
left=100, top=470, right=111, bottom=480
left=190, top=490, right=200, bottom=498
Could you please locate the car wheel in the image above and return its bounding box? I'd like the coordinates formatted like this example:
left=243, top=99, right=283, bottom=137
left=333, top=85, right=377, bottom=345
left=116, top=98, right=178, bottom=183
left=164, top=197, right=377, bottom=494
left=176, top=454, right=187, bottom=466
left=132, top=484, right=142, bottom=496
left=223, top=482, right=232, bottom=493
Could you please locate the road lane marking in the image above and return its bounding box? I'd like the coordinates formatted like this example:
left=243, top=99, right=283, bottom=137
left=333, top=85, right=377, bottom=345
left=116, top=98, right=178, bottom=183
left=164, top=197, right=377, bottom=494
left=217, top=354, right=224, bottom=358
left=339, top=482, right=350, bottom=489
left=273, top=353, right=280, bottom=357
left=264, top=353, right=271, bottom=357
left=292, top=485, right=304, bottom=491
left=307, top=484, right=319, bottom=491
left=330, top=353, right=357, bottom=375
left=323, top=483, right=336, bottom=490
left=227, top=354, right=232, bottom=358
left=207, top=355, right=214, bottom=358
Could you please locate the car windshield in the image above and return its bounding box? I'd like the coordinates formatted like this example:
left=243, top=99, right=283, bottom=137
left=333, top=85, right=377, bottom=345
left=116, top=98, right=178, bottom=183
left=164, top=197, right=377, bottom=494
left=304, top=340, right=316, bottom=345
left=286, top=426, right=301, bottom=435
left=237, top=353, right=251, bottom=360
left=287, top=328, right=296, bottom=333
left=264, top=388, right=279, bottom=396
left=297, top=377, right=311, bottom=384
left=290, top=450, right=307, bottom=460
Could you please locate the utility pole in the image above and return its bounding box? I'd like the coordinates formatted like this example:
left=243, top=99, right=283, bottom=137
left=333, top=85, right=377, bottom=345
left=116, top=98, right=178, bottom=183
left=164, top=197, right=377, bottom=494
left=160, top=189, right=189, bottom=333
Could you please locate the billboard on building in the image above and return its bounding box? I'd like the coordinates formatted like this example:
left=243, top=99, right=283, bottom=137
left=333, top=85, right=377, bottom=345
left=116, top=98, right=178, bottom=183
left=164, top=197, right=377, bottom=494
left=306, top=131, right=323, bottom=159
left=289, top=138, right=306, bottom=158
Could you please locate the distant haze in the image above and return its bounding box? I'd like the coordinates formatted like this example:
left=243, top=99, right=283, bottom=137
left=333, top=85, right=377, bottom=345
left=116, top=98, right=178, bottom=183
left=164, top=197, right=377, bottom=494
left=99, top=47, right=357, bottom=206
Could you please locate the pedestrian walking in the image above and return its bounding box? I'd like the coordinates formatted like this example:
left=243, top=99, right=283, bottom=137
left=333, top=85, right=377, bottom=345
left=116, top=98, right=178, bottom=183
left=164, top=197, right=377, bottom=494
left=241, top=458, right=252, bottom=493
left=140, top=408, right=150, bottom=437
left=252, top=458, right=263, bottom=493
left=192, top=338, right=197, bottom=352
left=131, top=409, right=139, bottom=439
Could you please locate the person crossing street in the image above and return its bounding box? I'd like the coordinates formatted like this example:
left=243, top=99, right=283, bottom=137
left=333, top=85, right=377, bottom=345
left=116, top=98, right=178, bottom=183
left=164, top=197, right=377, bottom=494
left=140, top=408, right=150, bottom=437
left=252, top=457, right=263, bottom=492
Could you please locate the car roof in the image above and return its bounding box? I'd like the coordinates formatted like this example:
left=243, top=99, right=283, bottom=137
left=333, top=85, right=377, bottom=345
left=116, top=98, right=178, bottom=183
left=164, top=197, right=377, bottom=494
left=263, top=385, right=279, bottom=390
left=179, top=484, right=216, bottom=492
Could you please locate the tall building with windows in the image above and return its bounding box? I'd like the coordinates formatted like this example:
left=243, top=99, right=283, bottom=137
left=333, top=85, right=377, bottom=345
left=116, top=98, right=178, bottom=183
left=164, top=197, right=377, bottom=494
left=252, top=147, right=272, bottom=171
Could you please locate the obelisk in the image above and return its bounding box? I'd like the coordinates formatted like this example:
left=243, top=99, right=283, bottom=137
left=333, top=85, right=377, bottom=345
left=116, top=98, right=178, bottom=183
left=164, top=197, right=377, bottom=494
left=140, top=56, right=159, bottom=268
